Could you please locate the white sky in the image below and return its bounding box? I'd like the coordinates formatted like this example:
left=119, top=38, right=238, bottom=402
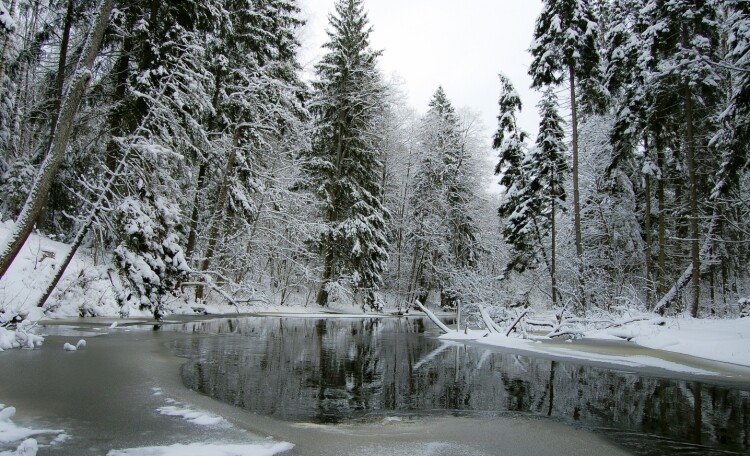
left=298, top=0, right=544, bottom=141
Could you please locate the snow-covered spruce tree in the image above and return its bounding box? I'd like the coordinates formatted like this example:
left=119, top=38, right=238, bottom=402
left=493, top=74, right=528, bottom=195
left=492, top=74, right=534, bottom=273
left=301, top=0, right=389, bottom=309
left=102, top=2, right=218, bottom=315
left=500, top=88, right=568, bottom=308
left=640, top=0, right=724, bottom=316
left=601, top=0, right=655, bottom=305
left=529, top=0, right=606, bottom=310
left=707, top=0, right=750, bottom=315
left=112, top=191, right=189, bottom=319
left=407, top=87, right=481, bottom=308
left=716, top=0, right=750, bottom=198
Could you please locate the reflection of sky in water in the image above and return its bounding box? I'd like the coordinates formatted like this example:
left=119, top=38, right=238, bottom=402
left=173, top=316, right=750, bottom=456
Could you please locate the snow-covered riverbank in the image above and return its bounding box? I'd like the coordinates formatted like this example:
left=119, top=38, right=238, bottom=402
left=441, top=315, right=750, bottom=380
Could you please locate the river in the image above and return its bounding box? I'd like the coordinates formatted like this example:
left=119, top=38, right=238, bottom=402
left=0, top=315, right=748, bottom=455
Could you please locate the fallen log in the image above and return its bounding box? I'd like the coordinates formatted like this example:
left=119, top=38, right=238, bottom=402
left=413, top=300, right=451, bottom=334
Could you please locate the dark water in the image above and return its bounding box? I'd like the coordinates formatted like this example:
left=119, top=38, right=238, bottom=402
left=172, top=316, right=750, bottom=455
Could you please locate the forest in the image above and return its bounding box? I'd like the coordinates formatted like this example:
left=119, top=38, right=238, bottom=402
left=0, top=0, right=749, bottom=322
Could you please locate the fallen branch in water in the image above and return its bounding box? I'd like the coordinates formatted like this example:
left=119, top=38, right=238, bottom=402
left=506, top=310, right=528, bottom=337
left=413, top=300, right=450, bottom=334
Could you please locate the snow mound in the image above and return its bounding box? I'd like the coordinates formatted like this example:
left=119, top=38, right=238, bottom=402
left=0, top=321, right=44, bottom=351
left=106, top=442, right=294, bottom=456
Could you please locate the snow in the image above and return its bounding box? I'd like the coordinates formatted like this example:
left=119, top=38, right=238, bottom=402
left=157, top=406, right=227, bottom=427
left=0, top=404, right=66, bottom=455
left=607, top=317, right=750, bottom=366
left=0, top=4, right=15, bottom=34
left=442, top=315, right=750, bottom=374
left=0, top=221, right=124, bottom=322
left=106, top=442, right=294, bottom=456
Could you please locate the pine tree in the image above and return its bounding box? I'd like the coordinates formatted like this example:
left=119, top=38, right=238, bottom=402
left=529, top=0, right=605, bottom=309
left=302, top=0, right=389, bottom=309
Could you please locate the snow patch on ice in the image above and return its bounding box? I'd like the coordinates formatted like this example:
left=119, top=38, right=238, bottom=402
left=106, top=442, right=294, bottom=456
left=0, top=404, right=66, bottom=454
left=156, top=402, right=227, bottom=427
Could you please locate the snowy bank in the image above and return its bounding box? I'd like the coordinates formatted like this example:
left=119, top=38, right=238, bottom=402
left=440, top=315, right=750, bottom=374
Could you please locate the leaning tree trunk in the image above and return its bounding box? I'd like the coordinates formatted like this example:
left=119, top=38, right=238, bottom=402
left=0, top=0, right=115, bottom=281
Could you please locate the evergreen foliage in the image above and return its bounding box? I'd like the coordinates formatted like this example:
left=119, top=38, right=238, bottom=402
left=301, top=0, right=389, bottom=309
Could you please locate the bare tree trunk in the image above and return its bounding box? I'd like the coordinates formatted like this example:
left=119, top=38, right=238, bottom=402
left=657, top=146, right=667, bottom=296
left=551, top=196, right=558, bottom=308
left=0, top=0, right=115, bottom=281
left=316, top=230, right=335, bottom=306
left=52, top=0, right=74, bottom=114
left=684, top=82, right=701, bottom=317
left=184, top=161, right=207, bottom=258
left=568, top=64, right=586, bottom=311
left=644, top=136, right=654, bottom=307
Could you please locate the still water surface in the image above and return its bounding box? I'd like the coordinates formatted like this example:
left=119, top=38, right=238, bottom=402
left=171, top=316, right=750, bottom=456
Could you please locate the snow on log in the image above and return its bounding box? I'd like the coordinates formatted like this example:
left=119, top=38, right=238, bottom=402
left=413, top=300, right=451, bottom=334
left=478, top=305, right=501, bottom=333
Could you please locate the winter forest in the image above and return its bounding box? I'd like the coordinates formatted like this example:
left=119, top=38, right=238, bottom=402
left=1, top=0, right=750, bottom=323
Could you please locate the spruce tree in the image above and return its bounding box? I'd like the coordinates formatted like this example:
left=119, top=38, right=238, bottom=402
left=499, top=88, right=568, bottom=308
left=529, top=0, right=605, bottom=309
left=493, top=74, right=527, bottom=191
left=641, top=0, right=723, bottom=316
left=302, top=0, right=389, bottom=309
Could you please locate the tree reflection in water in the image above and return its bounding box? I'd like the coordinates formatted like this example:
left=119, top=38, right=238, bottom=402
left=173, top=317, right=750, bottom=455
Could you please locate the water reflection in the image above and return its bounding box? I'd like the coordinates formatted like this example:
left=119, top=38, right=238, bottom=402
left=173, top=317, right=750, bottom=455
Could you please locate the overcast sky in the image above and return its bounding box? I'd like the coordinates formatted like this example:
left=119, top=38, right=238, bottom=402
left=298, top=0, right=544, bottom=142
